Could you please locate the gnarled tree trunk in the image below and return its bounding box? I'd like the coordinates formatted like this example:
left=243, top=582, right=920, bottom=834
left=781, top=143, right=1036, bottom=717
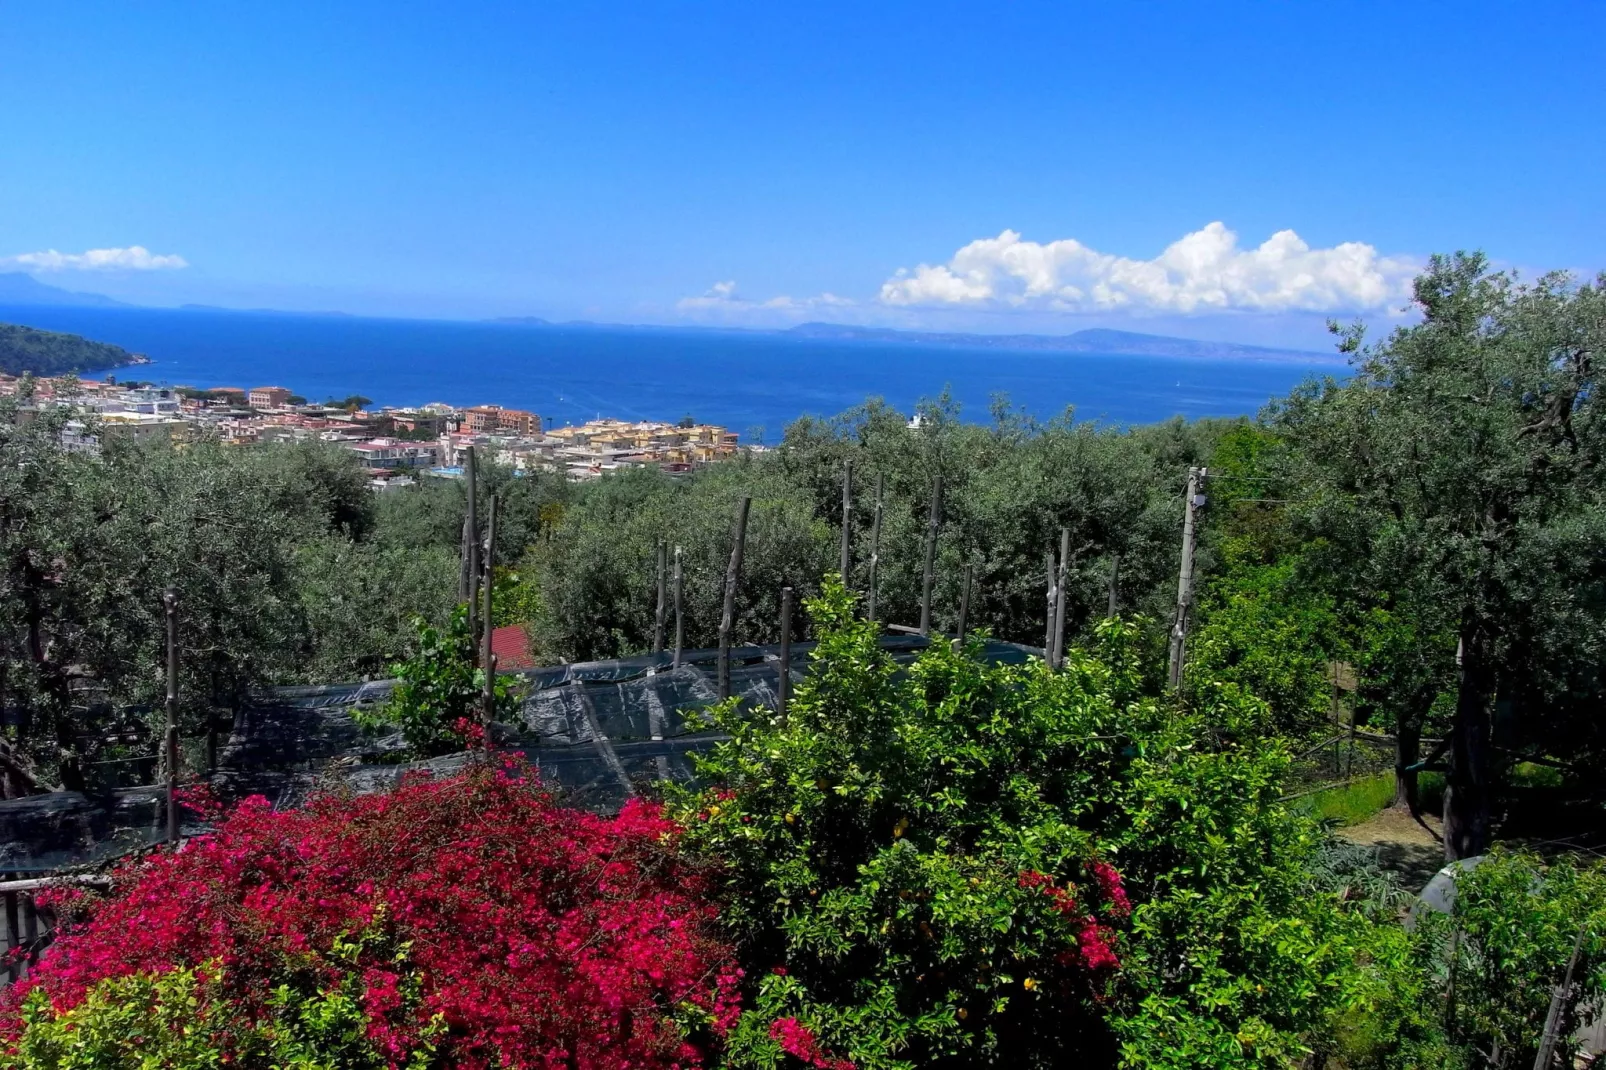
left=1443, top=622, right=1493, bottom=860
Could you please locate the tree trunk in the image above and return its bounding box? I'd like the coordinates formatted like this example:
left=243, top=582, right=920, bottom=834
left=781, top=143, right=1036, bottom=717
left=1443, top=622, right=1493, bottom=861
left=1394, top=717, right=1421, bottom=813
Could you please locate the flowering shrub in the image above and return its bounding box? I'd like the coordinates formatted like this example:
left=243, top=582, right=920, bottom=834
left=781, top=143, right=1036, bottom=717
left=676, top=580, right=1410, bottom=1070
left=673, top=580, right=1133, bottom=1070
left=1, top=763, right=740, bottom=1069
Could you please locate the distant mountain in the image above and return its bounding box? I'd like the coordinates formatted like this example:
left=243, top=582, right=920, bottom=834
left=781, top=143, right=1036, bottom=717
left=787, top=322, right=1338, bottom=363
left=491, top=316, right=551, bottom=326
left=0, top=273, right=128, bottom=308
left=0, top=322, right=141, bottom=377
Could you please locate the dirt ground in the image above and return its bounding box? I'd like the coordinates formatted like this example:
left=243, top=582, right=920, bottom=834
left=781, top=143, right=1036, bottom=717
left=1336, top=806, right=1447, bottom=890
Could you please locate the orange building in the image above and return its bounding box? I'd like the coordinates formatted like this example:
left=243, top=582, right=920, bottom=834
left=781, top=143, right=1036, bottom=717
left=463, top=405, right=541, bottom=436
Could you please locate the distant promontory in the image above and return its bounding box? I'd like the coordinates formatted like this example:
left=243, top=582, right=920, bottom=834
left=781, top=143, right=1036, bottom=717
left=787, top=322, right=1339, bottom=363
left=0, top=323, right=144, bottom=377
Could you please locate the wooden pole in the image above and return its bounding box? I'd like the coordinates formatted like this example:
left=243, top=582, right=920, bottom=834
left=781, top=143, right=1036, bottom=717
left=672, top=546, right=684, bottom=669
left=918, top=475, right=943, bottom=636
left=1044, top=550, right=1058, bottom=656
left=957, top=563, right=973, bottom=643
left=458, top=515, right=471, bottom=602
left=480, top=493, right=497, bottom=737
left=839, top=461, right=853, bottom=584
left=1167, top=466, right=1205, bottom=688
left=163, top=588, right=179, bottom=848
left=652, top=542, right=668, bottom=654
left=1052, top=527, right=1070, bottom=669
left=4, top=893, right=17, bottom=984
left=1107, top=553, right=1120, bottom=618
left=777, top=586, right=793, bottom=723
left=866, top=473, right=884, bottom=621
left=465, top=446, right=480, bottom=650
left=1532, top=923, right=1589, bottom=1070
left=717, top=497, right=752, bottom=700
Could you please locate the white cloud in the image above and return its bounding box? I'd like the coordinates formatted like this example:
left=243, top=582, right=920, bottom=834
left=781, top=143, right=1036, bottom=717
left=2, top=245, right=189, bottom=272
left=879, top=222, right=1417, bottom=314
left=676, top=280, right=854, bottom=320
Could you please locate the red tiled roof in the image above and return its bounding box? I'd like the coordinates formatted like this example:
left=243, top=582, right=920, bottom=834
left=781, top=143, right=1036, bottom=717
left=491, top=624, right=535, bottom=671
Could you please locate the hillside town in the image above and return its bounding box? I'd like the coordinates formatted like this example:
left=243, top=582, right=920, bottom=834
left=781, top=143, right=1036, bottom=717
left=0, top=371, right=744, bottom=486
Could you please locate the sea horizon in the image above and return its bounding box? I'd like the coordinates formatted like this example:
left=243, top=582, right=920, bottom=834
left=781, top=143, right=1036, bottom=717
left=0, top=303, right=1347, bottom=439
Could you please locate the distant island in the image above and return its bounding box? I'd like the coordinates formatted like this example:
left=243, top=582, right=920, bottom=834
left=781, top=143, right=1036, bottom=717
left=786, top=322, right=1340, bottom=363
left=0, top=322, right=145, bottom=377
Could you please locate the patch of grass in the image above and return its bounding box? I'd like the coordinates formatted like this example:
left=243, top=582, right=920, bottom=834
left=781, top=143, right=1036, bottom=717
left=1302, top=772, right=1397, bottom=827
left=1507, top=761, right=1564, bottom=789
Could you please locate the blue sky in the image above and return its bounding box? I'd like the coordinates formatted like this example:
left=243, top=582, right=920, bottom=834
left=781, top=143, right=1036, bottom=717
left=1, top=1, right=1601, bottom=347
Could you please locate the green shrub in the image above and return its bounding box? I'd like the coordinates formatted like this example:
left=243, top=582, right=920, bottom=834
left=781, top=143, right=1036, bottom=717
left=1416, top=849, right=1606, bottom=1069
left=360, top=605, right=516, bottom=756
left=674, top=580, right=1415, bottom=1070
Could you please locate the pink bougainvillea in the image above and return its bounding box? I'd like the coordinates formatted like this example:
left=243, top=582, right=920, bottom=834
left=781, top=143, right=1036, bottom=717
left=1015, top=862, right=1127, bottom=975
left=769, top=1016, right=855, bottom=1070
left=4, top=763, right=741, bottom=1069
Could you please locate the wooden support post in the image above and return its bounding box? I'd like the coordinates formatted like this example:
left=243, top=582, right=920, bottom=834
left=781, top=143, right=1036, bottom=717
left=1107, top=552, right=1121, bottom=618
left=652, top=542, right=668, bottom=654
left=918, top=476, right=943, bottom=636
left=480, top=493, right=497, bottom=739
left=4, top=893, right=17, bottom=984
left=839, top=461, right=853, bottom=584
left=1052, top=527, right=1070, bottom=669
left=1532, top=923, right=1588, bottom=1070
left=163, top=588, right=179, bottom=848
left=866, top=473, right=884, bottom=621
left=778, top=587, right=793, bottom=723
left=1166, top=466, right=1205, bottom=689
left=464, top=446, right=480, bottom=650
left=672, top=546, right=685, bottom=669
left=956, top=563, right=973, bottom=644
left=1044, top=550, right=1058, bottom=656
left=717, top=497, right=752, bottom=700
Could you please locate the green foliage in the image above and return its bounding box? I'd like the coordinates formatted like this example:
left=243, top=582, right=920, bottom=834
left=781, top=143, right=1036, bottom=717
left=363, top=606, right=514, bottom=756
left=4, top=949, right=439, bottom=1069
left=1188, top=559, right=1337, bottom=737
left=1416, top=849, right=1606, bottom=1069
left=674, top=580, right=1417, bottom=1070
left=0, top=323, right=132, bottom=377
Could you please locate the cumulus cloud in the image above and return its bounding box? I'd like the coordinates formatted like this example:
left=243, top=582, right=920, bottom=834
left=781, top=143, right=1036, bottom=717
left=2, top=245, right=189, bottom=271
left=878, top=223, right=1417, bottom=314
left=676, top=280, right=854, bottom=319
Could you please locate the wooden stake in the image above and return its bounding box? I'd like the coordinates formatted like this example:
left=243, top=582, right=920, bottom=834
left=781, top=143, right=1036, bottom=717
left=163, top=588, right=179, bottom=848
left=1167, top=466, right=1205, bottom=688
left=3, top=894, right=16, bottom=984
left=717, top=497, right=752, bottom=700
left=918, top=475, right=943, bottom=636
left=777, top=586, right=793, bottom=722
left=1052, top=528, right=1070, bottom=669
left=480, top=493, right=497, bottom=738
left=867, top=473, right=884, bottom=621
left=839, top=461, right=853, bottom=584
left=672, top=546, right=684, bottom=669
left=1044, top=549, right=1058, bottom=656
left=1532, top=923, right=1589, bottom=1070
left=957, top=563, right=973, bottom=644
left=652, top=542, right=668, bottom=654
left=465, top=446, right=480, bottom=650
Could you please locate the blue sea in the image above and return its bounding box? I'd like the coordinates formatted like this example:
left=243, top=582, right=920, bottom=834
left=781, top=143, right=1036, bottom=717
left=0, top=305, right=1345, bottom=438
